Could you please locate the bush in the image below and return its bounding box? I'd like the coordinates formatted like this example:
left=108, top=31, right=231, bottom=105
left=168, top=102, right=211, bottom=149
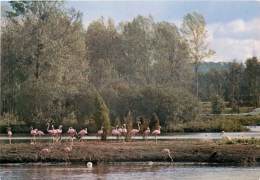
left=149, top=113, right=160, bottom=131
left=211, top=95, right=225, bottom=114
left=94, top=92, right=111, bottom=140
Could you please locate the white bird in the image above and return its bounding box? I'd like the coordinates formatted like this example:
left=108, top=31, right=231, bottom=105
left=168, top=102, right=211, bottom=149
left=87, top=162, right=93, bottom=168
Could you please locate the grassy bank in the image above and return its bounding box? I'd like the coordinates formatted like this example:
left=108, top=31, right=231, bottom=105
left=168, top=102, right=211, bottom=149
left=1, top=140, right=260, bottom=166
left=168, top=115, right=260, bottom=132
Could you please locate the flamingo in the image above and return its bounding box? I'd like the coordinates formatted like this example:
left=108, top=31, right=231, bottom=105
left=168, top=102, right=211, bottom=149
left=221, top=131, right=232, bottom=141
left=120, top=124, right=127, bottom=139
left=118, top=125, right=123, bottom=134
left=112, top=126, right=121, bottom=140
left=152, top=126, right=161, bottom=144
left=143, top=127, right=150, bottom=141
left=56, top=125, right=63, bottom=142
left=129, top=122, right=141, bottom=139
left=7, top=127, right=12, bottom=144
left=47, top=123, right=57, bottom=143
left=67, top=127, right=77, bottom=144
left=78, top=128, right=88, bottom=141
left=64, top=144, right=73, bottom=162
left=37, top=130, right=45, bottom=136
left=39, top=147, right=51, bottom=160
left=30, top=127, right=38, bottom=144
left=97, top=126, right=104, bottom=140
left=162, top=148, right=174, bottom=162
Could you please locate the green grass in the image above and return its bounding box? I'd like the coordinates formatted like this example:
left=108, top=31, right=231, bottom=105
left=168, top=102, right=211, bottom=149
left=167, top=115, right=260, bottom=132
left=200, top=101, right=255, bottom=114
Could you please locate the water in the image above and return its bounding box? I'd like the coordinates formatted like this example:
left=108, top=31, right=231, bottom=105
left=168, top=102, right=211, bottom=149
left=0, top=126, right=260, bottom=143
left=0, top=163, right=260, bottom=180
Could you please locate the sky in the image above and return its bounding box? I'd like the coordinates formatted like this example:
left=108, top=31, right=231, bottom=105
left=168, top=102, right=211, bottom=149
left=66, top=1, right=260, bottom=62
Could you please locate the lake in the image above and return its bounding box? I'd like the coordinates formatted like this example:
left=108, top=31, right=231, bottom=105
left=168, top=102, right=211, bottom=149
left=0, top=163, right=260, bottom=180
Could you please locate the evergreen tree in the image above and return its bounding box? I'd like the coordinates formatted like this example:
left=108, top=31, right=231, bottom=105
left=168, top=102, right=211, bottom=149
left=211, top=95, right=225, bottom=114
left=94, top=93, right=111, bottom=140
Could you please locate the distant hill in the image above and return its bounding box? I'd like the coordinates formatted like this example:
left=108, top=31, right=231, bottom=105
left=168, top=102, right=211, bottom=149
left=198, top=62, right=230, bottom=73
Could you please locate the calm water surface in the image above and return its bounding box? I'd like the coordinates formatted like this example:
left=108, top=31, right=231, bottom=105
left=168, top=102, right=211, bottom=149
left=0, top=163, right=260, bottom=180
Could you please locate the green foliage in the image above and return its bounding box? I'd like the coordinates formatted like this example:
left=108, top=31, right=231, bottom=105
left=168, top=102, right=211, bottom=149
left=94, top=93, right=111, bottom=140
left=139, top=116, right=149, bottom=133
left=211, top=95, right=225, bottom=114
left=125, top=111, right=133, bottom=141
left=149, top=113, right=160, bottom=131
left=171, top=116, right=248, bottom=132
left=62, top=112, right=78, bottom=127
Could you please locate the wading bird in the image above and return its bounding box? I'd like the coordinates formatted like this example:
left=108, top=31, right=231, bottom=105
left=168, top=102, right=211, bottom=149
left=47, top=123, right=57, bottom=143
left=78, top=128, right=88, bottom=141
left=143, top=127, right=150, bottom=141
left=7, top=127, right=12, bottom=144
left=37, top=130, right=45, bottom=136
left=67, top=127, right=77, bottom=144
left=152, top=126, right=161, bottom=144
left=39, top=147, right=52, bottom=160
left=64, top=144, right=73, bottom=162
left=56, top=125, right=63, bottom=142
left=30, top=127, right=38, bottom=144
left=130, top=122, right=141, bottom=139
left=97, top=126, right=104, bottom=140
left=121, top=124, right=127, bottom=136
left=162, top=148, right=174, bottom=162
left=221, top=131, right=232, bottom=141
left=112, top=126, right=121, bottom=140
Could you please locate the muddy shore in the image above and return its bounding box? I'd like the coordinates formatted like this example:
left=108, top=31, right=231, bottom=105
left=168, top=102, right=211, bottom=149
left=1, top=140, right=260, bottom=166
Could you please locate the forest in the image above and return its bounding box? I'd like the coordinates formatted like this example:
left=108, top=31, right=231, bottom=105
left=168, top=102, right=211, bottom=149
left=1, top=1, right=260, bottom=133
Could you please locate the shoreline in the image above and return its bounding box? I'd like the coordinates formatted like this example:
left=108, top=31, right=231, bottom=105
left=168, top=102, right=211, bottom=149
left=1, top=140, right=260, bottom=166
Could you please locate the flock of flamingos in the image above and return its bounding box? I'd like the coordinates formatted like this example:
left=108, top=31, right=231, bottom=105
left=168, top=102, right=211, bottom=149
left=5, top=122, right=165, bottom=164
left=6, top=122, right=162, bottom=145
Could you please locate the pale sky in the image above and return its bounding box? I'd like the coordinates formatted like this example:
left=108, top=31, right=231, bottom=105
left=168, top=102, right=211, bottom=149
left=66, top=1, right=260, bottom=62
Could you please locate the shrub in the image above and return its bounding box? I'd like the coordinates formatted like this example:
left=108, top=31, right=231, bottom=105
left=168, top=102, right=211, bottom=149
left=149, top=113, right=160, bottom=131
left=211, top=95, right=225, bottom=114
left=93, top=92, right=111, bottom=140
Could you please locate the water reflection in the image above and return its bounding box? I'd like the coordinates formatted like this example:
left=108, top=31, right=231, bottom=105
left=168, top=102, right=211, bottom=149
left=1, top=163, right=260, bottom=180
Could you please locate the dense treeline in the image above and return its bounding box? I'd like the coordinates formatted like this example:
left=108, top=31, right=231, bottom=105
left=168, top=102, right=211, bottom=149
left=0, top=1, right=259, bottom=133
left=199, top=58, right=260, bottom=112
left=0, top=1, right=200, bottom=131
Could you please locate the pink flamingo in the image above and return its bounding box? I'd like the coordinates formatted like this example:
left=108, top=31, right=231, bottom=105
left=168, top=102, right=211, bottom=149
left=56, top=125, right=63, bottom=142
left=118, top=125, right=123, bottom=134
left=129, top=122, right=141, bottom=139
left=112, top=126, right=121, bottom=140
left=143, top=127, right=150, bottom=141
left=39, top=147, right=51, bottom=160
left=78, top=128, right=88, bottom=141
left=121, top=124, right=127, bottom=136
left=30, top=127, right=38, bottom=144
left=47, top=123, right=57, bottom=143
left=7, top=127, right=12, bottom=144
left=51, top=125, right=62, bottom=142
left=63, top=144, right=73, bottom=161
left=97, top=126, right=104, bottom=140
left=152, top=126, right=161, bottom=144
left=37, top=130, right=45, bottom=136
left=67, top=127, right=77, bottom=144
